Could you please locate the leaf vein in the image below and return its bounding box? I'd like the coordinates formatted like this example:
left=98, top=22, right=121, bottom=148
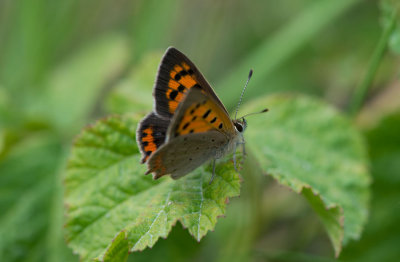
left=132, top=191, right=172, bottom=249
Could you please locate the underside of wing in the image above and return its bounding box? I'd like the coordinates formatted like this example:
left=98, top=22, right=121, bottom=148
left=154, top=47, right=228, bottom=118
left=146, top=131, right=228, bottom=179
left=136, top=112, right=170, bottom=163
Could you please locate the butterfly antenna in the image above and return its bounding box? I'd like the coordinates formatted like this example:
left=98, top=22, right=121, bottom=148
left=240, top=108, right=269, bottom=119
left=235, top=69, right=253, bottom=120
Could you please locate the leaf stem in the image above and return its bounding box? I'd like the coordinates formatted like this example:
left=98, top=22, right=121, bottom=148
left=349, top=8, right=398, bottom=116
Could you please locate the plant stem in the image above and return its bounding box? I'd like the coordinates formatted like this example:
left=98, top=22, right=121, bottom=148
left=217, top=0, right=362, bottom=110
left=349, top=8, right=398, bottom=116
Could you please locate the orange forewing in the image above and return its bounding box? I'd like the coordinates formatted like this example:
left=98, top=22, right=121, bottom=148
left=174, top=96, right=233, bottom=136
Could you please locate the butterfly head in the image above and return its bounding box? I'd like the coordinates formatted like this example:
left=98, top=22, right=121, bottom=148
left=233, top=69, right=268, bottom=134
left=233, top=118, right=247, bottom=133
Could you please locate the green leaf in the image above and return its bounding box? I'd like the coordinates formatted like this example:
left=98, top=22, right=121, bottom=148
left=64, top=115, right=241, bottom=261
left=103, top=231, right=130, bottom=262
left=242, top=94, right=370, bottom=257
left=341, top=112, right=400, bottom=262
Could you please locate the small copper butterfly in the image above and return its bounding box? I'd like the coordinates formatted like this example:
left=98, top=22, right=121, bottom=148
left=137, top=47, right=267, bottom=181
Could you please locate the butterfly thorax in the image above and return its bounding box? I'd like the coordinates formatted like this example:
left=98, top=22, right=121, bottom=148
left=213, top=118, right=246, bottom=158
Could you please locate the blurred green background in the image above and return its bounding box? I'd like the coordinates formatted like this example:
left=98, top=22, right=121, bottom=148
left=0, top=0, right=399, bottom=261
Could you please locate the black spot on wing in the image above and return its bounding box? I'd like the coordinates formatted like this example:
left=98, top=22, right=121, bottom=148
left=169, top=90, right=178, bottom=100
left=178, top=85, right=185, bottom=92
left=202, top=109, right=211, bottom=119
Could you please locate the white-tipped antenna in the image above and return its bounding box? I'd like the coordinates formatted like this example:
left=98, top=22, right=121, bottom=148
left=235, top=69, right=253, bottom=120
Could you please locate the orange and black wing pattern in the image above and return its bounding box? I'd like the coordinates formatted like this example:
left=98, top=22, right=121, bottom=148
left=136, top=112, right=170, bottom=163
left=168, top=87, right=235, bottom=139
left=154, top=47, right=227, bottom=118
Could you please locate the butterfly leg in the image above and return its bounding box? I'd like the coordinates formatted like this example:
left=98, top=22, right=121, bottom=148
left=233, top=144, right=239, bottom=172
left=233, top=138, right=246, bottom=171
left=239, top=143, right=246, bottom=168
left=209, top=159, right=216, bottom=184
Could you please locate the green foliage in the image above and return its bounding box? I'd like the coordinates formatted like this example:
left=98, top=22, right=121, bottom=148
left=0, top=135, right=75, bottom=262
left=242, top=94, right=370, bottom=256
left=0, top=0, right=398, bottom=261
left=64, top=115, right=241, bottom=261
left=341, top=112, right=400, bottom=262
left=104, top=51, right=162, bottom=114
left=63, top=94, right=372, bottom=260
left=381, top=0, right=400, bottom=54
left=42, top=34, right=130, bottom=135
left=217, top=0, right=362, bottom=109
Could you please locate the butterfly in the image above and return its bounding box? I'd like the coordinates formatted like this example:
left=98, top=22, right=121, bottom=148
left=137, top=47, right=266, bottom=182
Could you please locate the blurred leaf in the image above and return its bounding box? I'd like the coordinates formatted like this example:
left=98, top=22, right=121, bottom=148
left=341, top=112, right=400, bottom=262
left=127, top=224, right=201, bottom=262
left=0, top=130, right=3, bottom=154
left=105, top=51, right=163, bottom=114
left=349, top=2, right=398, bottom=115
left=0, top=0, right=51, bottom=90
left=389, top=27, right=400, bottom=54
left=129, top=0, right=180, bottom=61
left=255, top=250, right=338, bottom=262
left=43, top=33, right=130, bottom=135
left=0, top=87, right=18, bottom=128
left=64, top=115, right=241, bottom=261
left=355, top=79, right=400, bottom=129
left=380, top=0, right=399, bottom=23
left=0, top=134, right=76, bottom=262
left=217, top=0, right=362, bottom=110
left=381, top=0, right=400, bottom=54
left=242, top=94, right=371, bottom=257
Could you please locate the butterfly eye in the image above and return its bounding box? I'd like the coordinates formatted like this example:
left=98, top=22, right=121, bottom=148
left=234, top=122, right=244, bottom=133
